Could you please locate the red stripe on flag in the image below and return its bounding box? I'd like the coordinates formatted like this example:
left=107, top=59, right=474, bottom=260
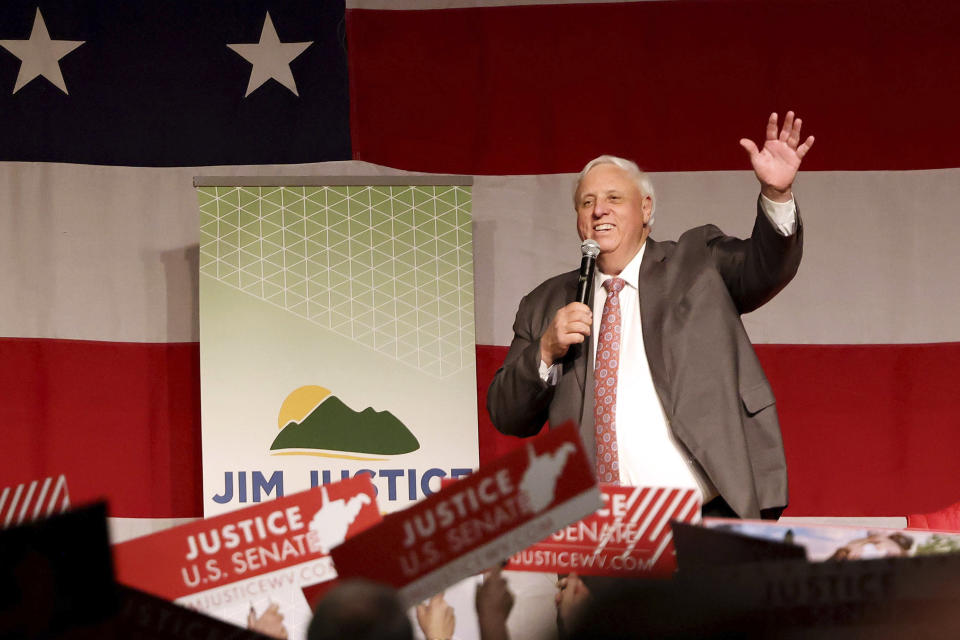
left=0, top=338, right=202, bottom=519
left=476, top=343, right=540, bottom=465
left=479, top=343, right=960, bottom=517
left=4, top=339, right=960, bottom=519
left=348, top=1, right=960, bottom=174
left=758, top=343, right=960, bottom=517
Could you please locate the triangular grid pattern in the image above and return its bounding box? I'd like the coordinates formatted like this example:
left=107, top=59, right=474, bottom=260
left=199, top=185, right=475, bottom=377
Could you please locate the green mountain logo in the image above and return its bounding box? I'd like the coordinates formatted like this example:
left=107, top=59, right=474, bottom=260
left=271, top=393, right=419, bottom=456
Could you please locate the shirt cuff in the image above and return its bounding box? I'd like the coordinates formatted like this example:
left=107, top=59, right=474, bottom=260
left=539, top=359, right=560, bottom=385
left=759, top=193, right=797, bottom=236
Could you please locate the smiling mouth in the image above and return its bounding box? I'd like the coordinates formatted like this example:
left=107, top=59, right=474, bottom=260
left=594, top=224, right=615, bottom=232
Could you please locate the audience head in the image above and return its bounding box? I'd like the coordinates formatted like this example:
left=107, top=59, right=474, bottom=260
left=307, top=579, right=412, bottom=640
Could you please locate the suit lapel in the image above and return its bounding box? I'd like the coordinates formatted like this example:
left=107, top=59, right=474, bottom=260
left=637, top=238, right=672, bottom=414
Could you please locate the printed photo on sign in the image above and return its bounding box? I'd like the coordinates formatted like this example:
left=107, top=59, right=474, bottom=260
left=704, top=518, right=960, bottom=563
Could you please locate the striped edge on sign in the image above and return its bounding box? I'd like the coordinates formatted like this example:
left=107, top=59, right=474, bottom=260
left=0, top=475, right=71, bottom=528
left=598, top=486, right=701, bottom=567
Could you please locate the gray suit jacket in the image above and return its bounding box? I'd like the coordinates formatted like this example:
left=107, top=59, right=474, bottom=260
left=487, top=202, right=803, bottom=519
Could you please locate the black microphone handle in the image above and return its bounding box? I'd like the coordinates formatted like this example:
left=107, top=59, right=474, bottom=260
left=576, top=254, right=596, bottom=305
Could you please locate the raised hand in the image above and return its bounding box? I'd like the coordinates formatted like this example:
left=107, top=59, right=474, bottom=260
left=416, top=591, right=455, bottom=640
left=739, top=111, right=815, bottom=202
left=476, top=567, right=514, bottom=640
left=555, top=572, right=591, bottom=631
left=247, top=602, right=288, bottom=639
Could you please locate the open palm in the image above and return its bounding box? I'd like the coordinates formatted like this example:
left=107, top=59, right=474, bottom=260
left=740, top=111, right=815, bottom=198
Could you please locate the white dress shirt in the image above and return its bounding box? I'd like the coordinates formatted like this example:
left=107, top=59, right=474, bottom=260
left=541, top=195, right=797, bottom=501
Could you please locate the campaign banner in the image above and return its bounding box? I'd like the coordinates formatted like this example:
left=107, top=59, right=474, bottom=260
left=331, top=424, right=601, bottom=607
left=703, top=518, right=960, bottom=562
left=197, top=180, right=479, bottom=518
left=507, top=485, right=700, bottom=578
left=113, top=476, right=380, bottom=639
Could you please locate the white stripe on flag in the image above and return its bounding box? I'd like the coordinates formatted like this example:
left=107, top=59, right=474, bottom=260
left=0, top=160, right=425, bottom=343
left=471, top=169, right=960, bottom=346
left=6, top=163, right=960, bottom=346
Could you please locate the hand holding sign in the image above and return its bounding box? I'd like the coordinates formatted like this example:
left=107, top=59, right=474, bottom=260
left=247, top=602, right=288, bottom=639
left=476, top=567, right=514, bottom=640
left=556, top=573, right=591, bottom=630
left=416, top=592, right=455, bottom=640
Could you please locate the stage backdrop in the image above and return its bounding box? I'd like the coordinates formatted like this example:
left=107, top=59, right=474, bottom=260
left=3, top=0, right=960, bottom=541
left=196, top=178, right=478, bottom=516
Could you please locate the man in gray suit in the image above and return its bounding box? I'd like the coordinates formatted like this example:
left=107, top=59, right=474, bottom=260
left=487, top=112, right=814, bottom=520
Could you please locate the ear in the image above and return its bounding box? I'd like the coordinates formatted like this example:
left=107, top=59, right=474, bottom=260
left=641, top=195, right=653, bottom=226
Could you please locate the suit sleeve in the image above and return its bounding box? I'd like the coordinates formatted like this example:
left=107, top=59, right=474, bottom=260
left=706, top=198, right=804, bottom=314
left=486, top=293, right=557, bottom=438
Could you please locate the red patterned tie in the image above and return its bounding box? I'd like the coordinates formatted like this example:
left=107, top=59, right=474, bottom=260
left=594, top=277, right=625, bottom=483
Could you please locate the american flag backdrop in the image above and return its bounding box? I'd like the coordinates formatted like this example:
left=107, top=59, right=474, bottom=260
left=2, top=0, right=960, bottom=541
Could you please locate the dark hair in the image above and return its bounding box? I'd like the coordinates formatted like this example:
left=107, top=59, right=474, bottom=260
left=307, top=579, right=412, bottom=640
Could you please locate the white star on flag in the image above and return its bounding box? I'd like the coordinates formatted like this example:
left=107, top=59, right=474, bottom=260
left=0, top=8, right=85, bottom=95
left=227, top=12, right=313, bottom=98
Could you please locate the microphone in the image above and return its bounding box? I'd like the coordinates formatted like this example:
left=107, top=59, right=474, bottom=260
left=576, top=239, right=601, bottom=305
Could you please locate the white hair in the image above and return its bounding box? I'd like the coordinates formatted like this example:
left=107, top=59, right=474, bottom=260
left=573, top=155, right=656, bottom=227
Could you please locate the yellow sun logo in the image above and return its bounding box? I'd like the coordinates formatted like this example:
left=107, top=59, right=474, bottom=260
left=277, top=385, right=331, bottom=429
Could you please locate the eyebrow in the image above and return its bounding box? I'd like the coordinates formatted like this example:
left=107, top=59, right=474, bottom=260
left=579, top=189, right=623, bottom=201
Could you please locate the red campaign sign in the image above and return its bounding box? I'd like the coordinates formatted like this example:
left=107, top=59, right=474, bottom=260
left=507, top=485, right=701, bottom=578
left=113, top=475, right=380, bottom=601
left=331, top=423, right=601, bottom=606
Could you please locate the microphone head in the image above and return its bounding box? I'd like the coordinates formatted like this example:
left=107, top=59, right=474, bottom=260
left=580, top=239, right=601, bottom=259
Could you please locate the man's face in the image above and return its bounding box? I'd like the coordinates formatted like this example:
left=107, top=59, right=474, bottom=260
left=575, top=163, right=652, bottom=274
